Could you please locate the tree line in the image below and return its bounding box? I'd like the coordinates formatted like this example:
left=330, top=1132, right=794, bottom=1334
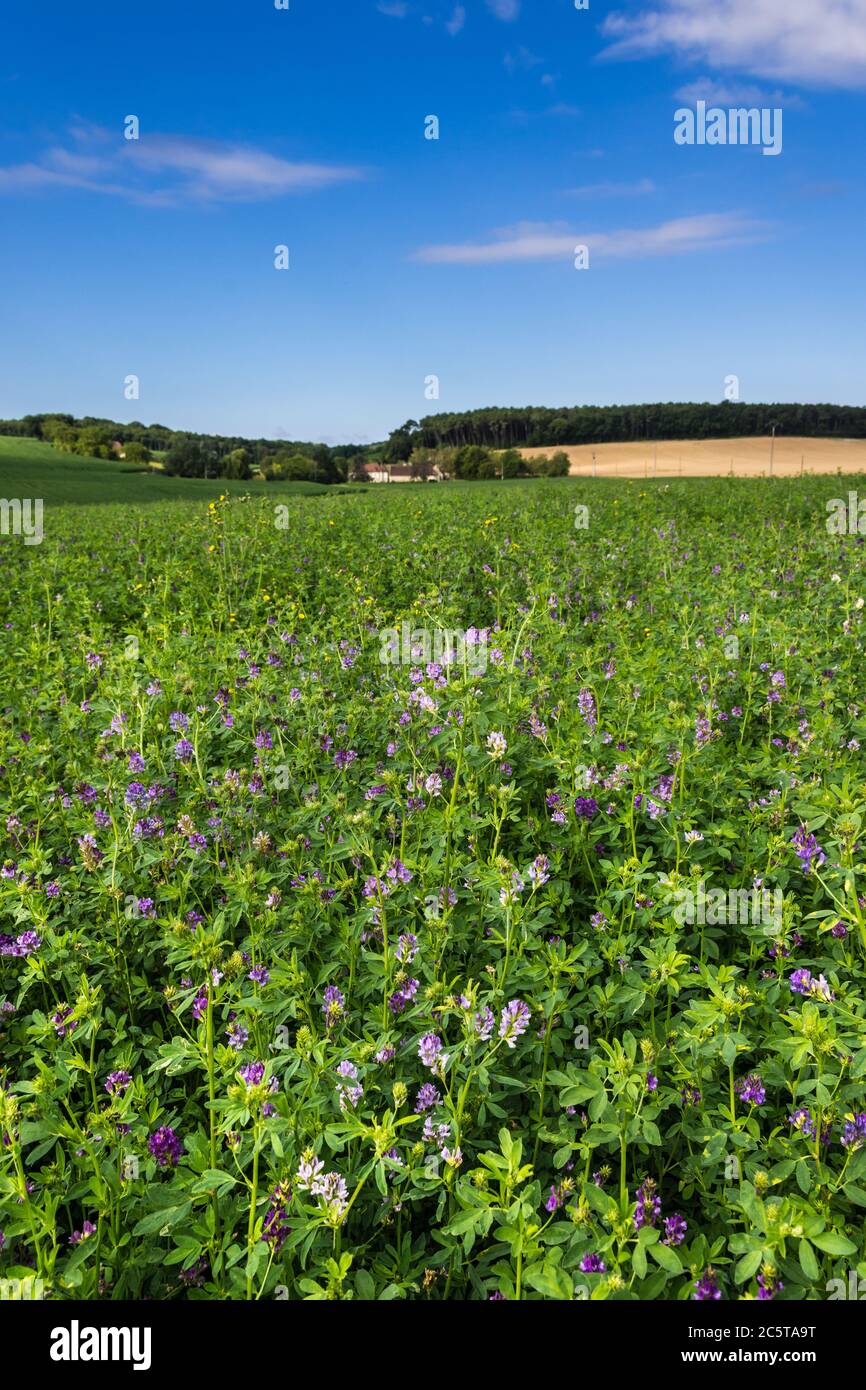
left=4, top=400, right=866, bottom=486
left=403, top=401, right=866, bottom=451
left=0, top=413, right=365, bottom=483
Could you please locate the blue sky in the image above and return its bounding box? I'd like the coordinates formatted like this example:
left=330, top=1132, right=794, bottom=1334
left=1, top=0, right=864, bottom=443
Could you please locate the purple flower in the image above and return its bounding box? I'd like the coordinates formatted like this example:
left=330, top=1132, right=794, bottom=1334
left=579, top=1253, right=606, bottom=1273
left=226, top=1021, right=249, bottom=1050
left=1, top=930, right=41, bottom=958
left=736, top=1073, right=766, bottom=1106
left=498, top=999, right=531, bottom=1048
left=388, top=979, right=418, bottom=1015
left=695, top=716, right=712, bottom=748
left=262, top=1181, right=293, bottom=1252
left=77, top=833, right=103, bottom=869
left=578, top=688, right=597, bottom=731
left=546, top=1184, right=564, bottom=1213
left=474, top=1006, right=494, bottom=1041
left=527, top=854, right=550, bottom=886
left=148, top=1126, right=182, bottom=1168
left=418, top=1033, right=444, bottom=1070
left=395, top=933, right=418, bottom=964
left=322, top=984, right=345, bottom=1028
left=693, top=1268, right=721, bottom=1301
left=51, top=1004, right=76, bottom=1037
left=573, top=796, right=599, bottom=820
left=248, top=965, right=270, bottom=986
left=788, top=968, right=834, bottom=1001
left=633, top=1178, right=661, bottom=1231
left=841, top=1113, right=866, bottom=1150
left=414, top=1082, right=441, bottom=1112
left=663, top=1214, right=687, bottom=1247
left=69, top=1219, right=97, bottom=1246
left=239, top=1061, right=266, bottom=1087
left=757, top=1270, right=783, bottom=1300
left=789, top=1107, right=816, bottom=1138
left=104, top=1070, right=132, bottom=1097
left=174, top=738, right=194, bottom=762
left=791, top=826, right=826, bottom=875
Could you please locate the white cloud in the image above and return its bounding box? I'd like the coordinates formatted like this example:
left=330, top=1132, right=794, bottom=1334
left=566, top=177, right=656, bottom=198
left=508, top=102, right=581, bottom=123
left=675, top=78, right=804, bottom=108
left=413, top=212, right=769, bottom=264
left=504, top=46, right=542, bottom=72
left=446, top=5, right=466, bottom=36
left=601, top=0, right=866, bottom=89
left=0, top=129, right=363, bottom=204
left=376, top=1, right=409, bottom=14
left=487, top=0, right=520, bottom=20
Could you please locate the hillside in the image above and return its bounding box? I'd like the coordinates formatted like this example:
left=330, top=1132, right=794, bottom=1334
left=0, top=437, right=342, bottom=506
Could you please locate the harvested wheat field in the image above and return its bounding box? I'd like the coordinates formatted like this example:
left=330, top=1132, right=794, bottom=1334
left=521, top=435, right=866, bottom=478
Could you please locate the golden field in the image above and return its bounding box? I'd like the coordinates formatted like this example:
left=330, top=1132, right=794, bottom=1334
left=520, top=436, right=866, bottom=479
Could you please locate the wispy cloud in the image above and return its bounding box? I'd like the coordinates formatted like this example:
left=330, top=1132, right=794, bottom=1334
left=487, top=0, right=521, bottom=20
left=504, top=46, right=542, bottom=72
left=565, top=177, right=656, bottom=198
left=413, top=212, right=769, bottom=264
left=0, top=128, right=364, bottom=204
left=508, top=103, right=581, bottom=124
left=601, top=0, right=866, bottom=89
left=376, top=1, right=465, bottom=35
left=675, top=78, right=805, bottom=108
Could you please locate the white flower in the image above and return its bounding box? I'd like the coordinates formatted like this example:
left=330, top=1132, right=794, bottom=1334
left=855, top=597, right=864, bottom=610
left=831, top=573, right=842, bottom=583
left=486, top=731, right=507, bottom=759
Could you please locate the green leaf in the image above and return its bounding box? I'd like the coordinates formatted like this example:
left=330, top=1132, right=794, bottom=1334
left=735, top=1249, right=763, bottom=1283
left=133, top=1201, right=192, bottom=1237
left=811, top=1231, right=857, bottom=1256
left=798, top=1239, right=819, bottom=1281
left=650, top=1242, right=682, bottom=1274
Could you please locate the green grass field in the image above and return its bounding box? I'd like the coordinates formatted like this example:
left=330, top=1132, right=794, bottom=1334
left=0, top=436, right=342, bottom=506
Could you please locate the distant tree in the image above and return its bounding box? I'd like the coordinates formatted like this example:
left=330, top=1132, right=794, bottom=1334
left=122, top=441, right=151, bottom=466
left=409, top=447, right=434, bottom=481
left=524, top=453, right=549, bottom=477
left=454, top=444, right=491, bottom=479
left=49, top=423, right=79, bottom=453
left=164, top=438, right=210, bottom=477
left=498, top=448, right=523, bottom=479
left=75, top=426, right=115, bottom=459
left=221, top=447, right=252, bottom=479
left=385, top=419, right=420, bottom=464
left=546, top=451, right=570, bottom=477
